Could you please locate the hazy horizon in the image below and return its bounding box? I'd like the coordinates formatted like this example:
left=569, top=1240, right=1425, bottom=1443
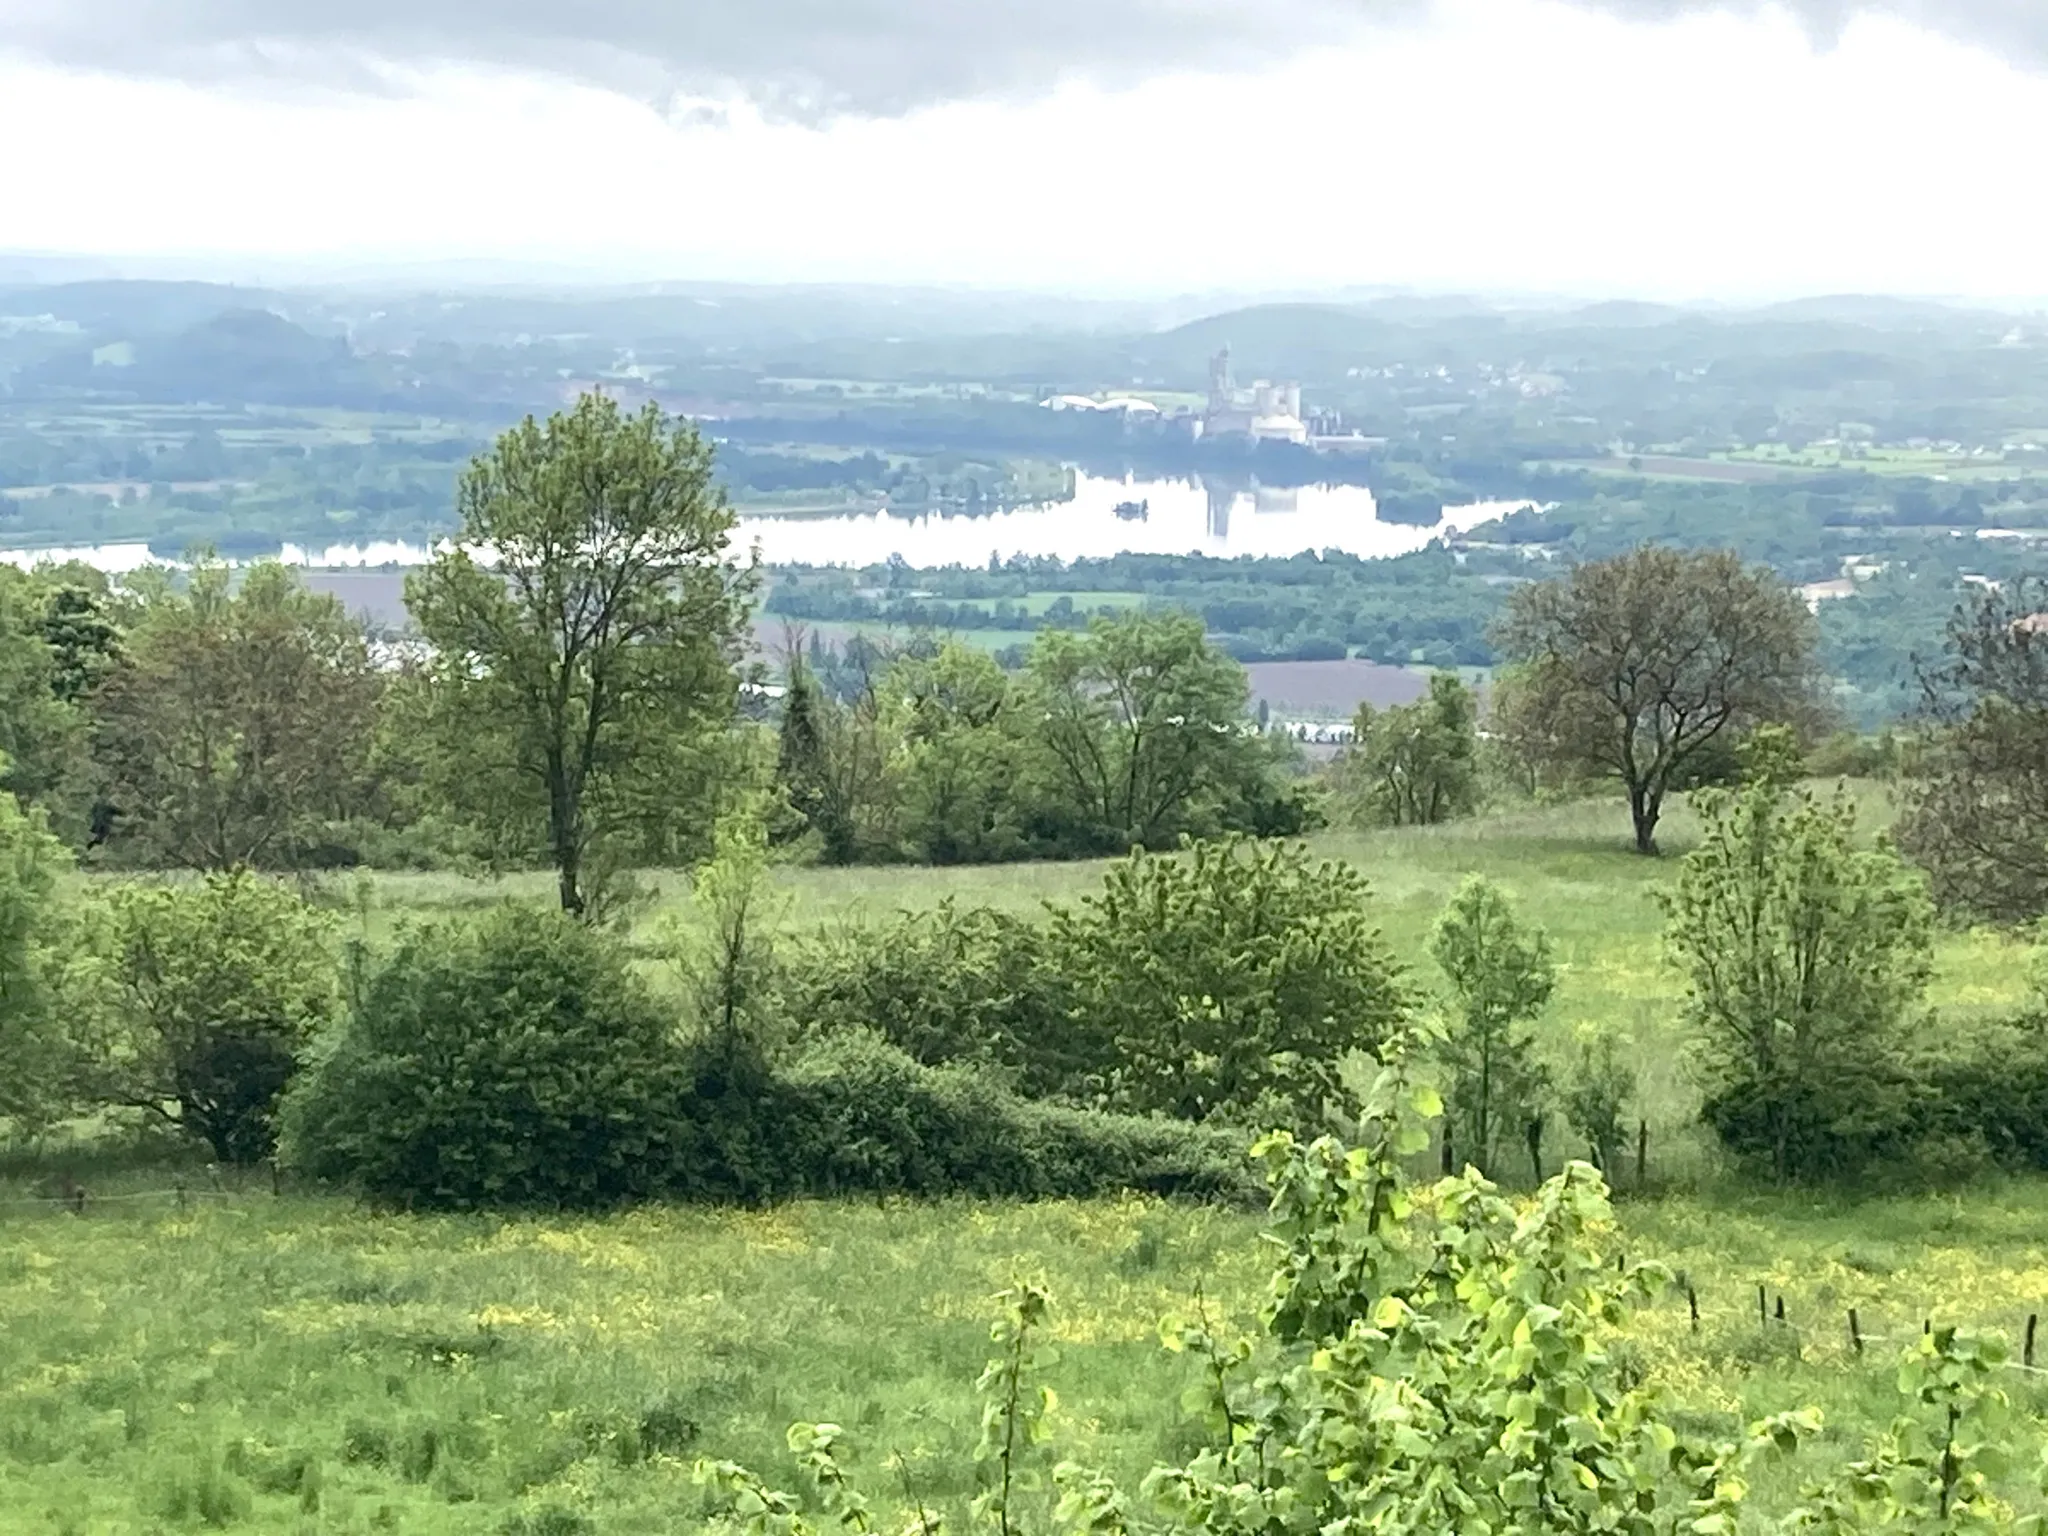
left=5, top=2, right=2048, bottom=300
left=4, top=249, right=2045, bottom=318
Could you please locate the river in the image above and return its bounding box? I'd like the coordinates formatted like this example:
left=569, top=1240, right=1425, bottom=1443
left=0, top=472, right=1528, bottom=573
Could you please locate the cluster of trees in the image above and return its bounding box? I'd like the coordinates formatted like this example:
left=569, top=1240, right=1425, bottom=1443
left=0, top=397, right=762, bottom=917
left=1658, top=611, right=2048, bottom=1184
left=791, top=839, right=1403, bottom=1129
left=1327, top=546, right=1828, bottom=857
left=761, top=505, right=2003, bottom=701
left=1339, top=672, right=1483, bottom=827
left=774, top=616, right=1313, bottom=866
left=4, top=397, right=1325, bottom=903
left=18, top=387, right=2048, bottom=1201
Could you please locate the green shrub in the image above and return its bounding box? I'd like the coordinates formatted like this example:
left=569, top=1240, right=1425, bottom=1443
left=1806, top=728, right=1899, bottom=781
left=1048, top=838, right=1406, bottom=1126
left=1428, top=876, right=1555, bottom=1179
left=1667, top=780, right=1934, bottom=1181
left=785, top=902, right=1077, bottom=1094
left=280, top=907, right=687, bottom=1210
left=780, top=1032, right=1255, bottom=1201
left=789, top=841, right=1403, bottom=1132
left=72, top=870, right=340, bottom=1163
left=1561, top=1025, right=1636, bottom=1179
left=0, top=777, right=74, bottom=1134
left=1341, top=672, right=1480, bottom=828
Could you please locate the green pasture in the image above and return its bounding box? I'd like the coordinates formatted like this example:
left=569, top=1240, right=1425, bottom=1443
left=12, top=788, right=2048, bottom=1531
left=10, top=1161, right=2048, bottom=1530
left=1728, top=443, right=2033, bottom=481
left=1542, top=446, right=2038, bottom=486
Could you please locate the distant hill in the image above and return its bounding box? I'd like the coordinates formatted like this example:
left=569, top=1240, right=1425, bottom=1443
left=1750, top=294, right=1994, bottom=330
left=141, top=309, right=371, bottom=403
left=1134, top=303, right=1397, bottom=381
left=1560, top=300, right=1691, bottom=328
left=26, top=307, right=382, bottom=407
left=0, top=279, right=292, bottom=334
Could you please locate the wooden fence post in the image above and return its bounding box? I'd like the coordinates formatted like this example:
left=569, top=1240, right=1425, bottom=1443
left=2028, top=1315, right=2039, bottom=1370
left=1758, top=1285, right=1768, bottom=1328
left=1688, top=1284, right=1700, bottom=1334
left=1636, top=1119, right=1649, bottom=1191
left=1849, top=1309, right=1864, bottom=1355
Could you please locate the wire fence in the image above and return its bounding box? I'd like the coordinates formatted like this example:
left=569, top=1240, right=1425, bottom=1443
left=0, top=1182, right=269, bottom=1215
left=1670, top=1274, right=2048, bottom=1380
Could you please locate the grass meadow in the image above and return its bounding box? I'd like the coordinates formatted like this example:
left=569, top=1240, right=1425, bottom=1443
left=10, top=786, right=2048, bottom=1532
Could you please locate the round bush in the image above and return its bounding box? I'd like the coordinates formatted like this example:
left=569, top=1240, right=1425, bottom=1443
left=280, top=906, right=685, bottom=1209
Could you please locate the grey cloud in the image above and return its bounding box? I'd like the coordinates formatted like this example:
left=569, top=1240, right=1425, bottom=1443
left=0, top=1, right=2042, bottom=120
left=1588, top=1, right=2048, bottom=59
left=0, top=0, right=1392, bottom=119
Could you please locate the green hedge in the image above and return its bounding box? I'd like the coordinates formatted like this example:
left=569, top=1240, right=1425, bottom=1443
left=283, top=908, right=1256, bottom=1211
left=758, top=1031, right=1256, bottom=1203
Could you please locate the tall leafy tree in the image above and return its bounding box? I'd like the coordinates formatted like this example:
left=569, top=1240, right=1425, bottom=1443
left=0, top=567, right=92, bottom=831
left=1493, top=547, right=1824, bottom=854
left=1665, top=778, right=1933, bottom=1181
left=1896, top=576, right=2048, bottom=923
left=1345, top=671, right=1480, bottom=828
left=773, top=636, right=896, bottom=865
left=885, top=641, right=1033, bottom=864
left=776, top=645, right=830, bottom=836
left=1028, top=611, right=1265, bottom=854
left=0, top=762, right=75, bottom=1132
left=406, top=394, right=755, bottom=916
left=92, top=559, right=380, bottom=870
left=36, top=569, right=125, bottom=707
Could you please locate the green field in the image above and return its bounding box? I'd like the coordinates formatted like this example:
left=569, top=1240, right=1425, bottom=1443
left=13, top=1176, right=2048, bottom=1534
left=1546, top=444, right=2042, bottom=487
left=10, top=790, right=2048, bottom=1533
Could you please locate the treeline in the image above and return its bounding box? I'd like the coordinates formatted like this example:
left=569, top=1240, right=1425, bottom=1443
left=0, top=426, right=1067, bottom=550
left=768, top=548, right=1513, bottom=668
left=763, top=520, right=2003, bottom=698
left=0, top=399, right=1325, bottom=898
left=774, top=616, right=1314, bottom=864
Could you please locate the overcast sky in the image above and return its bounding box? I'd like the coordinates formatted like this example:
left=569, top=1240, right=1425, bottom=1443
left=2, top=0, right=2044, bottom=301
